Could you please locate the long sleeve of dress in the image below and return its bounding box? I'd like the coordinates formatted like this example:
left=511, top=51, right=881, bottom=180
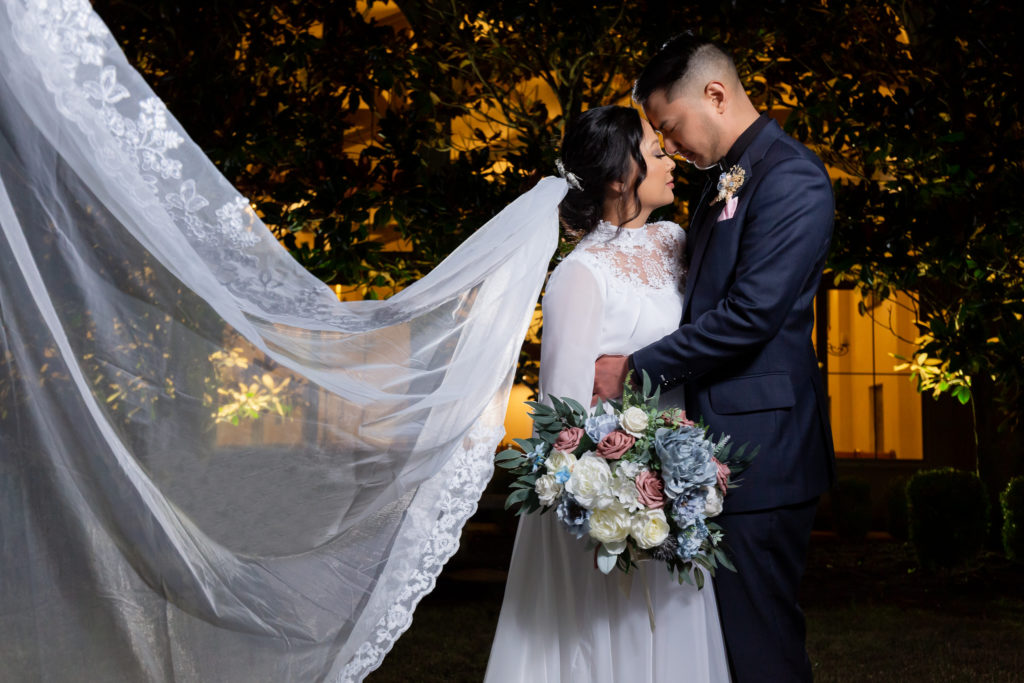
left=538, top=259, right=605, bottom=408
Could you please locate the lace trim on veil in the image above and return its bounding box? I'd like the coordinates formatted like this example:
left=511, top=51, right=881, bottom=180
left=340, top=421, right=502, bottom=681
left=8, top=1, right=514, bottom=679
left=11, top=0, right=341, bottom=322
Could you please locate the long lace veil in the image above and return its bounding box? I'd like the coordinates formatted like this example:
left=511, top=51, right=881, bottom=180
left=0, top=1, right=566, bottom=680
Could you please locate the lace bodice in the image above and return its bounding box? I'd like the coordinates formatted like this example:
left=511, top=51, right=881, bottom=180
left=567, top=220, right=687, bottom=293
left=538, top=220, right=688, bottom=409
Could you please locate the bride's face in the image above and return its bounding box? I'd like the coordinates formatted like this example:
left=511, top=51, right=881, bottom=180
left=634, top=118, right=677, bottom=211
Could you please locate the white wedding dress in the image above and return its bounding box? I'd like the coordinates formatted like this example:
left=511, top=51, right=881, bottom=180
left=484, top=220, right=731, bottom=682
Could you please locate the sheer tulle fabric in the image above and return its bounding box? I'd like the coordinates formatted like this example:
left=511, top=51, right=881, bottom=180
left=484, top=222, right=730, bottom=682
left=0, top=1, right=565, bottom=680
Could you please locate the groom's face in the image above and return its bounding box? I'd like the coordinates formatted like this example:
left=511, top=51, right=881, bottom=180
left=644, top=88, right=721, bottom=170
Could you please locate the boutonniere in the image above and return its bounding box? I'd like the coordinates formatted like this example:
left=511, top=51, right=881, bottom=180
left=710, top=165, right=746, bottom=205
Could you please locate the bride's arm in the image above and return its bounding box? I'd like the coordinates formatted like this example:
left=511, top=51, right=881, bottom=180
left=539, top=259, right=605, bottom=408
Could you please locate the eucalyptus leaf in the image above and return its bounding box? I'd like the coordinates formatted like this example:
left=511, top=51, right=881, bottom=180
left=512, top=437, right=539, bottom=452
left=504, top=488, right=530, bottom=509
left=596, top=546, right=619, bottom=574
left=495, top=449, right=522, bottom=462
left=561, top=396, right=586, bottom=418
left=715, top=549, right=736, bottom=572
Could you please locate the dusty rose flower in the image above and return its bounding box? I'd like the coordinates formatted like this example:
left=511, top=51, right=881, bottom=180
left=635, top=470, right=665, bottom=508
left=596, top=430, right=635, bottom=460
left=553, top=426, right=584, bottom=453
left=712, top=457, right=731, bottom=494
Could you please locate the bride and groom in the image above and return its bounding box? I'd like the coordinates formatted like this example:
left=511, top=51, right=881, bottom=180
left=0, top=3, right=833, bottom=677
left=485, top=34, right=836, bottom=682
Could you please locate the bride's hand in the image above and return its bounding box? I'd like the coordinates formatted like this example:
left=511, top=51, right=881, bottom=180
left=593, top=354, right=629, bottom=400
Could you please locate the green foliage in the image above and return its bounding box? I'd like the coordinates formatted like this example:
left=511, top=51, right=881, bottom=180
left=92, top=1, right=1024, bottom=426
left=765, top=1, right=1024, bottom=428
left=831, top=477, right=873, bottom=540
left=91, top=0, right=677, bottom=295
left=1000, top=476, right=1024, bottom=561
left=906, top=468, right=990, bottom=570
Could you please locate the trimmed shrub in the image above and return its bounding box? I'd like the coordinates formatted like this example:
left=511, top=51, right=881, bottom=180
left=832, top=477, right=872, bottom=540
left=885, top=476, right=910, bottom=541
left=906, top=468, right=989, bottom=570
left=1001, top=476, right=1024, bottom=561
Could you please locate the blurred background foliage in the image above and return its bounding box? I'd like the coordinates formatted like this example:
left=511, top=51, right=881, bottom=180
left=91, top=0, right=1022, bottom=476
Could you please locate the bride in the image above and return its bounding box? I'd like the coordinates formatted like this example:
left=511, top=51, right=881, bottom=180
left=485, top=105, right=730, bottom=682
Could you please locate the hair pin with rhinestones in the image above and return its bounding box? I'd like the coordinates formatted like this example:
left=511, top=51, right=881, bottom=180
left=555, top=158, right=584, bottom=191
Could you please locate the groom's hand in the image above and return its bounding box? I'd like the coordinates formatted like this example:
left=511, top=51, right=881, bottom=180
left=593, top=355, right=630, bottom=400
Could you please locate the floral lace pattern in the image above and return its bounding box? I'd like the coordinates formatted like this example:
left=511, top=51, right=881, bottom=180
left=569, top=220, right=687, bottom=293
left=339, top=421, right=504, bottom=682
left=12, top=0, right=339, bottom=320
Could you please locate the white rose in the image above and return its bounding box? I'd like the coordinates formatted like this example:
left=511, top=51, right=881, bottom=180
left=589, top=501, right=631, bottom=554
left=545, top=449, right=577, bottom=474
left=704, top=485, right=724, bottom=517
left=619, top=406, right=649, bottom=437
left=631, top=508, right=671, bottom=549
left=534, top=474, right=563, bottom=506
left=565, top=454, right=615, bottom=510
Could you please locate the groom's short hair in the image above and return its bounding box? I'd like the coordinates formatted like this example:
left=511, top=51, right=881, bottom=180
left=633, top=33, right=738, bottom=105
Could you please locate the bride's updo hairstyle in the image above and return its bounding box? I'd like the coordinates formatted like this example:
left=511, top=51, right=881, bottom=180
left=557, top=105, right=647, bottom=236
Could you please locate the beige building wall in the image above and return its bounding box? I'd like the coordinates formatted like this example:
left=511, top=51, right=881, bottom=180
left=827, top=290, right=922, bottom=460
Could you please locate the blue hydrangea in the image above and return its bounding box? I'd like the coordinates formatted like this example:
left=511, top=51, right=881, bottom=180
left=556, top=495, right=591, bottom=539
left=676, top=519, right=710, bottom=561
left=671, top=490, right=708, bottom=528
left=584, top=413, right=619, bottom=444
left=654, top=426, right=718, bottom=499
left=554, top=468, right=571, bottom=484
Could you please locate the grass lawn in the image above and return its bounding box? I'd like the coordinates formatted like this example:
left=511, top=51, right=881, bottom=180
left=368, top=533, right=1024, bottom=682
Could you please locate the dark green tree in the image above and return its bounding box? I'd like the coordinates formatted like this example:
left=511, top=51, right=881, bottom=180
left=93, top=1, right=1023, bottom=487
left=754, top=0, right=1024, bottom=502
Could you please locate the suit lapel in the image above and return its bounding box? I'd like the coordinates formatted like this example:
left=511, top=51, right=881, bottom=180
left=680, top=120, right=785, bottom=325
left=680, top=181, right=722, bottom=323
left=685, top=176, right=715, bottom=266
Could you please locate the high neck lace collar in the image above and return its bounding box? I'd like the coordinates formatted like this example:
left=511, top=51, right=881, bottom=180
left=592, top=219, right=654, bottom=240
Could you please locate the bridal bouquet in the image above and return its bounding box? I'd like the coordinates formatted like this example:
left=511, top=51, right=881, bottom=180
left=496, top=373, right=756, bottom=587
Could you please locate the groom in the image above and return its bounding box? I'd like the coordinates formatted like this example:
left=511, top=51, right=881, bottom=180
left=594, top=35, right=836, bottom=682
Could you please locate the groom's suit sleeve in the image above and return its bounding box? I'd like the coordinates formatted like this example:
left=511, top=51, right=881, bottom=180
left=632, top=156, right=833, bottom=388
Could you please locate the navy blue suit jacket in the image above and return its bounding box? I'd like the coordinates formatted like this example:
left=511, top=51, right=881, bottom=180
left=632, top=120, right=836, bottom=512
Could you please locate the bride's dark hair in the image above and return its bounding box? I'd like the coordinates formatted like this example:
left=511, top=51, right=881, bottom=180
left=557, top=105, right=647, bottom=236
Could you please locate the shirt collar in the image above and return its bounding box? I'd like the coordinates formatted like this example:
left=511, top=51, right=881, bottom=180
left=720, top=113, right=771, bottom=170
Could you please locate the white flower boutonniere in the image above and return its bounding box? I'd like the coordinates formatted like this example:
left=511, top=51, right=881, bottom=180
left=710, top=165, right=746, bottom=205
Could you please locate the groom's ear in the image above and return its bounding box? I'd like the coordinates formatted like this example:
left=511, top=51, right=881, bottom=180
left=704, top=81, right=727, bottom=112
